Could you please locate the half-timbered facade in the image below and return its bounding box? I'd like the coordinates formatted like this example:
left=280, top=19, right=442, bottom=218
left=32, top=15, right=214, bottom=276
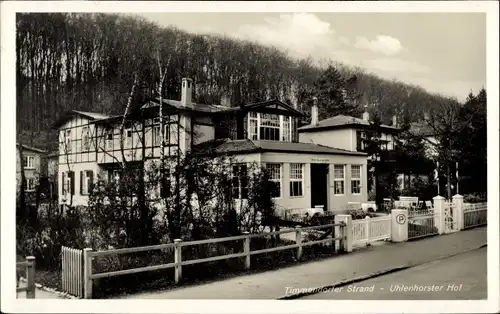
left=54, top=78, right=370, bottom=212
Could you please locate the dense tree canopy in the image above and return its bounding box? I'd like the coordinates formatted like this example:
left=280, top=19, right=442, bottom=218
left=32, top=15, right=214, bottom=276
left=17, top=13, right=464, bottom=150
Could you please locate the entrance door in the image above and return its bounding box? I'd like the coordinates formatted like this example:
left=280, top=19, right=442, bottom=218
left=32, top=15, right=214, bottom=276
left=310, top=163, right=329, bottom=209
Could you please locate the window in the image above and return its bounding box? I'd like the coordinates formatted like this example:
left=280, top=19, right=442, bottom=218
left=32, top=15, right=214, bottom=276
left=82, top=126, right=90, bottom=151
left=356, top=131, right=366, bottom=151
left=334, top=165, right=345, bottom=195
left=153, top=123, right=169, bottom=146
left=248, top=112, right=258, bottom=140
left=126, top=128, right=133, bottom=147
left=282, top=116, right=291, bottom=142
left=65, top=130, right=72, bottom=152
left=351, top=165, right=362, bottom=194
left=289, top=163, right=304, bottom=197
left=259, top=113, right=280, bottom=141
left=266, top=163, right=282, bottom=198
left=106, top=130, right=113, bottom=149
left=61, top=171, right=74, bottom=195
left=26, top=178, right=36, bottom=192
left=231, top=164, right=249, bottom=199
left=247, top=112, right=295, bottom=142
left=80, top=170, right=94, bottom=195
left=23, top=156, right=35, bottom=169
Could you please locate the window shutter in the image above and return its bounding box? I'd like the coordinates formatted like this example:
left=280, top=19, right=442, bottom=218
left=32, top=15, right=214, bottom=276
left=89, top=171, right=94, bottom=192
left=70, top=171, right=75, bottom=195
left=80, top=171, right=83, bottom=195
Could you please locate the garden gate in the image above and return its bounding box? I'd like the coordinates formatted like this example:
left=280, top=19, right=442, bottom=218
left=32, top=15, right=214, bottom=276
left=61, top=246, right=84, bottom=298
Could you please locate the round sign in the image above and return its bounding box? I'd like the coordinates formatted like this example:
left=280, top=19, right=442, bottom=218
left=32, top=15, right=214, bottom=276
left=396, top=214, right=406, bottom=225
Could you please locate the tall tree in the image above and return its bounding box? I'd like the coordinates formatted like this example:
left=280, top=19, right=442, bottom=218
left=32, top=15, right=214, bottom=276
left=311, top=65, right=361, bottom=120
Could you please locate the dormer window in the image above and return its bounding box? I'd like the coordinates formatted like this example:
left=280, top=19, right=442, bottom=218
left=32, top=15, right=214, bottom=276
left=247, top=112, right=295, bottom=142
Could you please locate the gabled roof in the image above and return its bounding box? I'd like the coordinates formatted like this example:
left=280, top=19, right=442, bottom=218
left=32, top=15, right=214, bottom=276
left=16, top=143, right=47, bottom=154
left=52, top=110, right=111, bottom=129
left=298, top=115, right=400, bottom=133
left=141, top=97, right=304, bottom=117
left=141, top=98, right=233, bottom=114
left=193, top=139, right=367, bottom=157
left=408, top=122, right=437, bottom=137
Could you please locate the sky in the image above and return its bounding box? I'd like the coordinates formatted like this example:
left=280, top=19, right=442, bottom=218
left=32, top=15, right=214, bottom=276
left=137, top=12, right=486, bottom=102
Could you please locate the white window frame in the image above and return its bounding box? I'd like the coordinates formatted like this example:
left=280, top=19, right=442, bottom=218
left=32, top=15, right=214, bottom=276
left=82, top=170, right=93, bottom=195
left=65, top=129, right=72, bottom=152
left=282, top=116, right=292, bottom=142
left=333, top=164, right=345, bottom=196
left=153, top=122, right=169, bottom=147
left=351, top=165, right=362, bottom=195
left=231, top=163, right=249, bottom=199
left=26, top=178, right=36, bottom=192
left=266, top=163, right=282, bottom=199
left=106, top=129, right=113, bottom=150
left=248, top=112, right=259, bottom=140
left=23, top=155, right=35, bottom=169
left=247, top=112, right=294, bottom=142
left=289, top=163, right=304, bottom=197
left=82, top=126, right=90, bottom=151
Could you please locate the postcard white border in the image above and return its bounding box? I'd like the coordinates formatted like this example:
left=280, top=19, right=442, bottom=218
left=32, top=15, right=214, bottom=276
left=1, top=1, right=499, bottom=313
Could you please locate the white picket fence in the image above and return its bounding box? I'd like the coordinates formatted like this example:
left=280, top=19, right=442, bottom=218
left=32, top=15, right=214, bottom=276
left=463, top=202, right=487, bottom=229
left=352, top=215, right=391, bottom=247
left=61, top=246, right=84, bottom=298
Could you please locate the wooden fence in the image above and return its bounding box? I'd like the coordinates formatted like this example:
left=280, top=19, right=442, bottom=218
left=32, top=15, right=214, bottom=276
left=61, top=246, right=84, bottom=298
left=16, top=256, right=36, bottom=298
left=352, top=215, right=391, bottom=247
left=79, top=222, right=347, bottom=299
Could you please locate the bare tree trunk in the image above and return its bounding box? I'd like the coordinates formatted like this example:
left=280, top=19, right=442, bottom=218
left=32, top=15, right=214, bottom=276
left=119, top=74, right=138, bottom=170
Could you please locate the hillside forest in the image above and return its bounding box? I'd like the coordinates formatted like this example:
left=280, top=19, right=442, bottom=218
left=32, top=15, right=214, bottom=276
left=16, top=13, right=469, bottom=151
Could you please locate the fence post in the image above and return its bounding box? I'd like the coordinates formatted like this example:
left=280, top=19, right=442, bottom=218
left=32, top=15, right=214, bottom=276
left=452, top=194, right=464, bottom=230
left=335, top=215, right=352, bottom=253
left=433, top=196, right=446, bottom=234
left=26, top=256, right=35, bottom=299
left=83, top=248, right=93, bottom=299
left=174, top=239, right=183, bottom=283
left=391, top=209, right=408, bottom=242
left=295, top=225, right=302, bottom=260
left=365, top=216, right=371, bottom=244
left=243, top=232, right=251, bottom=270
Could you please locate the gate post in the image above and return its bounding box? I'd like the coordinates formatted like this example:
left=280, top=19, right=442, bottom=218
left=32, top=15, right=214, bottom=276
left=26, top=256, right=36, bottom=299
left=391, top=209, right=408, bottom=242
left=334, top=214, right=352, bottom=252
left=433, top=196, right=446, bottom=234
left=174, top=239, right=183, bottom=283
left=83, top=248, right=93, bottom=299
left=453, top=194, right=464, bottom=230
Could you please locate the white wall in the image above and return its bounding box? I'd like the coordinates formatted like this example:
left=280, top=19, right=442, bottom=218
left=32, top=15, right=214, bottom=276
left=299, top=128, right=356, bottom=151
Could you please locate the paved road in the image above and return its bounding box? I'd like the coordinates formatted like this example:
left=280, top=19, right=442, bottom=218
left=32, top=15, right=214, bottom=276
left=301, top=247, right=487, bottom=300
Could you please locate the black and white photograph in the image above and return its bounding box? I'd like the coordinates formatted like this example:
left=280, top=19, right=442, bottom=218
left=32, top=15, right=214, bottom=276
left=1, top=1, right=499, bottom=313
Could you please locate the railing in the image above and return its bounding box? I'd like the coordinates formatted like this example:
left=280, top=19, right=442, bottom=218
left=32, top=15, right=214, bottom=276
left=82, top=222, right=347, bottom=298
left=352, top=215, right=391, bottom=247
left=16, top=256, right=36, bottom=299
left=408, top=209, right=438, bottom=240
left=463, top=202, right=487, bottom=229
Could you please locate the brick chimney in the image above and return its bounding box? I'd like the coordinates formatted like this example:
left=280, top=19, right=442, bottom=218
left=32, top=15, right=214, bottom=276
left=311, top=97, right=319, bottom=125
left=362, top=105, right=370, bottom=121
left=181, top=78, right=193, bottom=106
left=220, top=93, right=231, bottom=107
left=392, top=115, right=398, bottom=127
